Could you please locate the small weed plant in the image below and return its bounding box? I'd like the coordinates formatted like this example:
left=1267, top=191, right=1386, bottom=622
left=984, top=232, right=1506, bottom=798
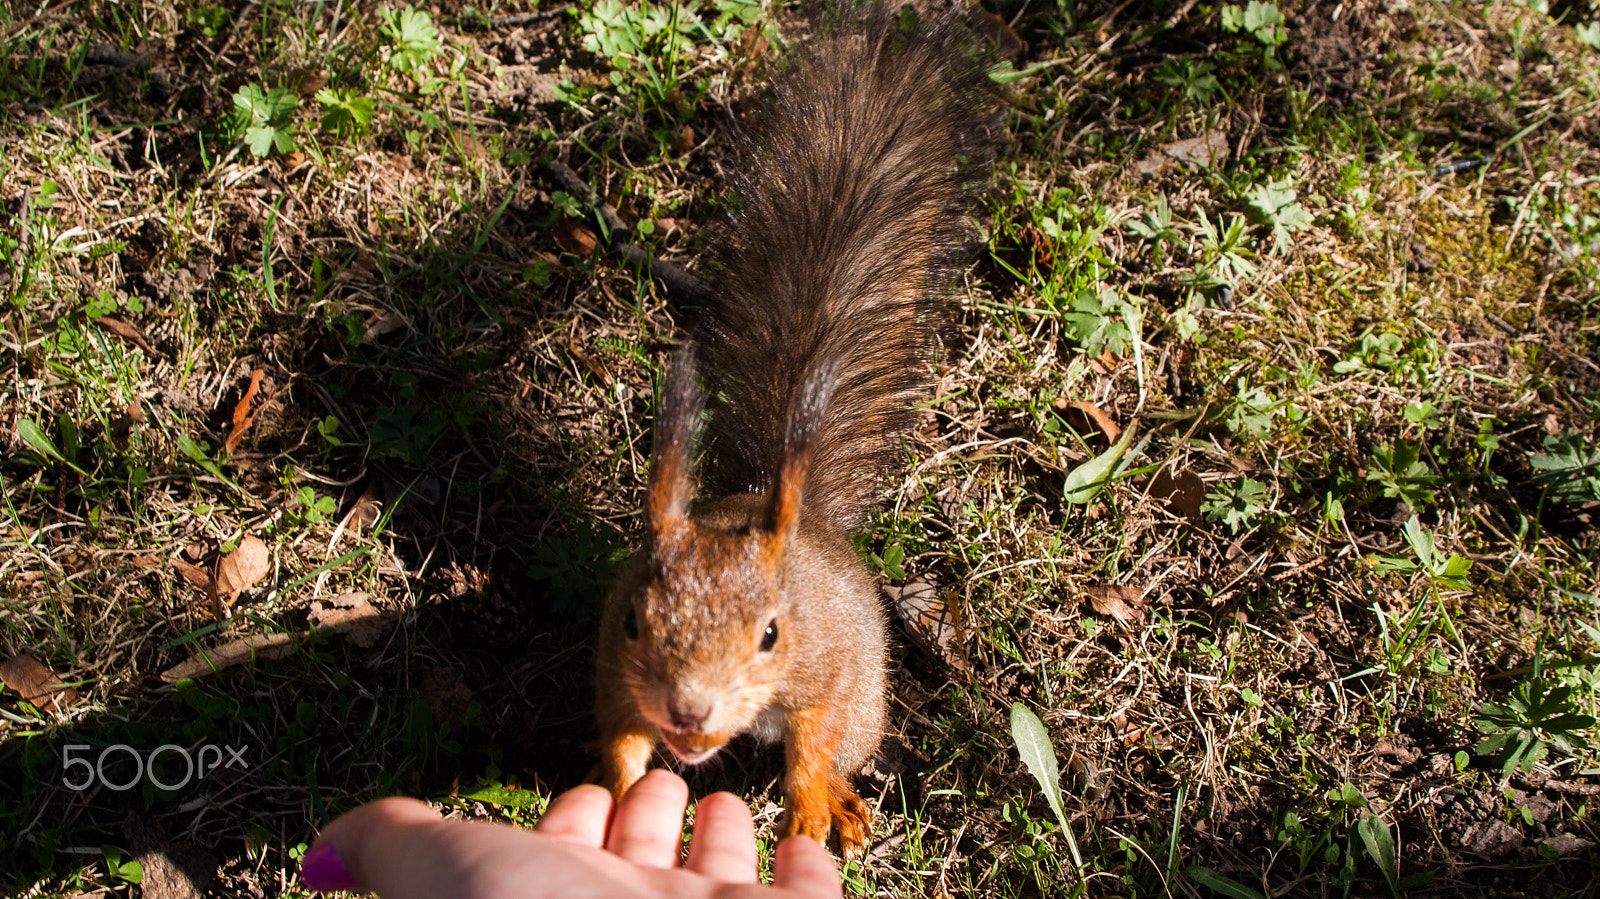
left=381, top=6, right=444, bottom=76
left=1474, top=644, right=1598, bottom=777
left=232, top=84, right=299, bottom=158
left=1203, top=477, right=1272, bottom=534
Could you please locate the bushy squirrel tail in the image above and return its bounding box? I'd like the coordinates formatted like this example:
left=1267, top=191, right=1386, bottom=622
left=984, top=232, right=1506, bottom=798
left=687, top=3, right=998, bottom=529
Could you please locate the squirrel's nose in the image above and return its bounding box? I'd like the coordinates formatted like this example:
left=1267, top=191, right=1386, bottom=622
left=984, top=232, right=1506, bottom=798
left=667, top=698, right=711, bottom=733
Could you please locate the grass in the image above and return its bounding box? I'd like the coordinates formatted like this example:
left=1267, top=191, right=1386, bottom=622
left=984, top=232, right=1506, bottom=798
left=4, top=0, right=1600, bottom=896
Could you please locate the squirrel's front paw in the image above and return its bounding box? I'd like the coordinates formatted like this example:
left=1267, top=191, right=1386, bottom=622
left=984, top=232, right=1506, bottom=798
left=598, top=767, right=640, bottom=802
left=779, top=776, right=872, bottom=859
left=828, top=786, right=871, bottom=860
left=777, top=804, right=832, bottom=846
left=596, top=728, right=655, bottom=801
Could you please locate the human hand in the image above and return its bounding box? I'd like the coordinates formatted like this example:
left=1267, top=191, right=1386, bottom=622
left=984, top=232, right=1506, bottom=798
left=299, top=769, right=843, bottom=899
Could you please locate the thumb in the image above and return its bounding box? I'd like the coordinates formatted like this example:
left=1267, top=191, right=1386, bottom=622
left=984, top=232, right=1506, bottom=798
left=301, top=797, right=463, bottom=896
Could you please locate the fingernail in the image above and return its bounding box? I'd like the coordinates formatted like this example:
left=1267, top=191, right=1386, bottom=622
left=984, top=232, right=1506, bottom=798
left=300, top=843, right=359, bottom=892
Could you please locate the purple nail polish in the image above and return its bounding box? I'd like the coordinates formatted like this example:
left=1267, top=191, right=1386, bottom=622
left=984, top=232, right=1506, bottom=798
left=300, top=843, right=360, bottom=892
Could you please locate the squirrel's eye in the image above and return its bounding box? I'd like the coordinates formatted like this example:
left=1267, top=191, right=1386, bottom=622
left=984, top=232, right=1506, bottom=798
left=760, top=619, right=778, bottom=652
left=624, top=608, right=639, bottom=640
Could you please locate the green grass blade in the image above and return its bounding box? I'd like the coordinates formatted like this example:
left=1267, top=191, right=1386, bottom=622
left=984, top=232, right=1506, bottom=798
left=16, top=418, right=65, bottom=462
left=175, top=435, right=238, bottom=489
left=15, top=418, right=88, bottom=475
left=1185, top=866, right=1266, bottom=899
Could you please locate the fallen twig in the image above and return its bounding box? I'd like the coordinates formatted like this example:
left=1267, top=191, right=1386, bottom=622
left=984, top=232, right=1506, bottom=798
left=539, top=161, right=716, bottom=308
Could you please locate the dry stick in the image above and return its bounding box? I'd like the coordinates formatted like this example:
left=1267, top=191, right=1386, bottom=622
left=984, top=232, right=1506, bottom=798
left=85, top=45, right=150, bottom=69
left=1105, top=0, right=1204, bottom=52
left=214, top=0, right=262, bottom=64
left=539, top=161, right=716, bottom=308
left=1514, top=773, right=1600, bottom=797
left=0, top=0, right=74, bottom=41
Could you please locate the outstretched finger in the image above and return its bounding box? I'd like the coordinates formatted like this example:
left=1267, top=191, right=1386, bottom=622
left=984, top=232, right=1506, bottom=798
left=772, top=835, right=843, bottom=899
left=534, top=784, right=615, bottom=849
left=301, top=797, right=474, bottom=896
left=304, top=795, right=661, bottom=899
left=603, top=768, right=689, bottom=869
left=683, top=792, right=757, bottom=883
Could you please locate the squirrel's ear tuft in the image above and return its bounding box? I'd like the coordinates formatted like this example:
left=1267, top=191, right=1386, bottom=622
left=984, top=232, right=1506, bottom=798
left=765, top=358, right=839, bottom=548
left=647, top=346, right=704, bottom=534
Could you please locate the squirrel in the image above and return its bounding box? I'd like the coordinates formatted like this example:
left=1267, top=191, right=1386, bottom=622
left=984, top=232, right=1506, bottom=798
left=594, top=2, right=996, bottom=858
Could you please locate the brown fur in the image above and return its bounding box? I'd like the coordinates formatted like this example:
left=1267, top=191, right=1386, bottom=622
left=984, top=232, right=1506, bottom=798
left=595, top=2, right=996, bottom=858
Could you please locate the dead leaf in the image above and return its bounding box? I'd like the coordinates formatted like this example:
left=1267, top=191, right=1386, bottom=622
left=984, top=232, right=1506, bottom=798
left=170, top=558, right=214, bottom=590
left=308, top=592, right=388, bottom=648
left=1019, top=222, right=1053, bottom=269
left=457, top=134, right=489, bottom=160
left=1109, top=710, right=1144, bottom=746
left=223, top=369, right=264, bottom=455
left=170, top=553, right=221, bottom=619
left=1164, top=129, right=1229, bottom=168
left=553, top=218, right=599, bottom=256
left=159, top=633, right=298, bottom=682
left=111, top=400, right=144, bottom=450
left=1086, top=584, right=1146, bottom=626
left=1064, top=750, right=1104, bottom=801
left=338, top=251, right=380, bottom=284
left=1148, top=467, right=1206, bottom=523
left=566, top=339, right=613, bottom=385
left=671, top=125, right=696, bottom=156
left=215, top=537, right=270, bottom=599
left=349, top=481, right=384, bottom=527
left=288, top=66, right=328, bottom=98
left=362, top=308, right=407, bottom=341
left=886, top=581, right=966, bottom=670
left=93, top=316, right=158, bottom=356
left=1062, top=401, right=1121, bottom=444
left=970, top=7, right=1026, bottom=58
left=1132, top=128, right=1229, bottom=177
left=0, top=652, right=79, bottom=713
left=327, top=481, right=384, bottom=551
